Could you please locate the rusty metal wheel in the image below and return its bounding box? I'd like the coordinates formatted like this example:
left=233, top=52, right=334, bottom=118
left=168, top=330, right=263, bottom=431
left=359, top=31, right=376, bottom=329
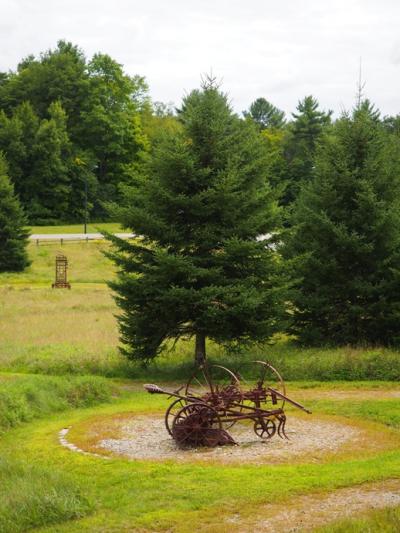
left=254, top=417, right=276, bottom=439
left=165, top=398, right=186, bottom=436
left=235, top=361, right=286, bottom=409
left=185, top=364, right=243, bottom=429
left=185, top=364, right=242, bottom=404
left=172, top=402, right=222, bottom=448
left=255, top=361, right=286, bottom=409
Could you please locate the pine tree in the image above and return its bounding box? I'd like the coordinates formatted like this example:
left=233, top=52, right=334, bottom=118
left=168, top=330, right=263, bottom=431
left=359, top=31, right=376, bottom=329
left=283, top=96, right=331, bottom=205
left=243, top=98, right=286, bottom=130
left=107, top=79, right=285, bottom=364
left=0, top=153, right=30, bottom=272
left=283, top=102, right=400, bottom=346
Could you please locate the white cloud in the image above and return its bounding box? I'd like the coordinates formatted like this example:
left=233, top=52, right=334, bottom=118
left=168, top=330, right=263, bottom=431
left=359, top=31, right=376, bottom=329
left=0, top=0, right=399, bottom=116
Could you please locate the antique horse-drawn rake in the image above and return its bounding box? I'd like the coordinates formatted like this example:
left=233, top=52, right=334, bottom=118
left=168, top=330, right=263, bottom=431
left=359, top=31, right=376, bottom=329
left=145, top=361, right=311, bottom=448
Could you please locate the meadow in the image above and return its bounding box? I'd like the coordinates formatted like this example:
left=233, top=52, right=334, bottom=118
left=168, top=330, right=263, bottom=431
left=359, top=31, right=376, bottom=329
left=1, top=233, right=400, bottom=532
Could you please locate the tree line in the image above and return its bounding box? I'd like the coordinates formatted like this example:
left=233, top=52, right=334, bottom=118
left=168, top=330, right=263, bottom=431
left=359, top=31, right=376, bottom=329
left=0, top=41, right=148, bottom=224
left=2, top=42, right=400, bottom=357
left=106, top=78, right=400, bottom=361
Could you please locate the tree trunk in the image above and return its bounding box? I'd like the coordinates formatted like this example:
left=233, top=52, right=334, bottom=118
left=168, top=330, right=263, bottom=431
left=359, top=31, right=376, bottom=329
left=195, top=333, right=206, bottom=366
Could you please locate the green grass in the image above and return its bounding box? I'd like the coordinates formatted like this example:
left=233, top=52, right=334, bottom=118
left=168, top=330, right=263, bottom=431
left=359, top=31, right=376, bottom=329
left=0, top=241, right=115, bottom=285
left=0, top=386, right=399, bottom=532
left=1, top=234, right=399, bottom=531
left=1, top=281, right=400, bottom=380
left=1, top=239, right=400, bottom=382
left=307, top=398, right=400, bottom=429
left=316, top=506, right=400, bottom=532
left=0, top=373, right=115, bottom=434
left=29, top=222, right=123, bottom=234
left=0, top=456, right=93, bottom=533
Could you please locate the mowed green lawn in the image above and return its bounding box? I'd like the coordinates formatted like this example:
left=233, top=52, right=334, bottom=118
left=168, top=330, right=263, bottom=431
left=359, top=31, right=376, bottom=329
left=29, top=222, right=123, bottom=234
left=0, top=236, right=400, bottom=531
left=1, top=376, right=400, bottom=532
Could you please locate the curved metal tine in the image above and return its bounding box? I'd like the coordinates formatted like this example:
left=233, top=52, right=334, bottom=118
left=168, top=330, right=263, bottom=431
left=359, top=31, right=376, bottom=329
left=277, top=416, right=289, bottom=440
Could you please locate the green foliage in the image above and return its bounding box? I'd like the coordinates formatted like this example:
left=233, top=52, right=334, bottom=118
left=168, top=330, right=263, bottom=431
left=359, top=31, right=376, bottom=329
left=284, top=102, right=400, bottom=346
left=0, top=154, right=30, bottom=272
left=283, top=95, right=332, bottom=204
left=0, top=41, right=148, bottom=223
left=28, top=101, right=72, bottom=222
left=243, top=97, right=286, bottom=129
left=0, top=374, right=113, bottom=434
left=107, top=78, right=286, bottom=363
left=0, top=387, right=400, bottom=532
left=0, top=456, right=93, bottom=532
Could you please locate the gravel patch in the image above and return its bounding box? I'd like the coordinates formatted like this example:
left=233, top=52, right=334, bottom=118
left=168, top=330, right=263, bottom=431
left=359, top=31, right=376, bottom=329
left=94, top=414, right=359, bottom=464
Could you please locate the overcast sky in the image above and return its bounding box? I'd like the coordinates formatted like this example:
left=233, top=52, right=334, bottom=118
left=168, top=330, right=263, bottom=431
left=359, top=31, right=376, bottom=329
left=1, top=0, right=399, bottom=117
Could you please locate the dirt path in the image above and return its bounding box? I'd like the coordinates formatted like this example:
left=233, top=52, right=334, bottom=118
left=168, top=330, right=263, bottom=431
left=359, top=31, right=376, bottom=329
left=222, top=479, right=400, bottom=532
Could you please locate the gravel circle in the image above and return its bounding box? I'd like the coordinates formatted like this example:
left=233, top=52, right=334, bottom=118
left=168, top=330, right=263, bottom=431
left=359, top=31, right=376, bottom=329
left=89, top=414, right=360, bottom=464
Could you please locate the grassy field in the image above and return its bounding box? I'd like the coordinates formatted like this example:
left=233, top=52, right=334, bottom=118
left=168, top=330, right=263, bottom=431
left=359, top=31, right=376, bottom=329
left=1, top=239, right=400, bottom=382
left=0, top=378, right=399, bottom=532
left=0, top=240, right=115, bottom=286
left=29, top=222, right=123, bottom=234
left=1, top=236, right=400, bottom=531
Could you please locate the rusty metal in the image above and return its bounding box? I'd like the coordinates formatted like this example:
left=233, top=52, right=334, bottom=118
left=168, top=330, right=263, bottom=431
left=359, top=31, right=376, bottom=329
left=52, top=254, right=71, bottom=289
left=144, top=361, right=311, bottom=448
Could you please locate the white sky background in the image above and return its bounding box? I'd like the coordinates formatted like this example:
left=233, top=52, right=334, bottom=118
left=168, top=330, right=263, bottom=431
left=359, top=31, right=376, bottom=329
left=1, top=0, right=399, bottom=117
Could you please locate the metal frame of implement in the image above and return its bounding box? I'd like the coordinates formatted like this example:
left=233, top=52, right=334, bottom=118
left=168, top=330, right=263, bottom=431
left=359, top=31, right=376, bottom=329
left=144, top=361, right=311, bottom=448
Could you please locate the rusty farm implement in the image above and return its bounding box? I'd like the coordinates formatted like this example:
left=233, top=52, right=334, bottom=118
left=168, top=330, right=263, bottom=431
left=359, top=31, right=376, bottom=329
left=144, top=361, right=311, bottom=448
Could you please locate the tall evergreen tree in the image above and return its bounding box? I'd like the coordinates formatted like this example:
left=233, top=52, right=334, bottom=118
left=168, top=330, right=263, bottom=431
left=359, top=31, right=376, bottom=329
left=283, top=103, right=400, bottom=346
left=244, top=98, right=286, bottom=130
left=0, top=154, right=30, bottom=272
left=107, top=79, right=285, bottom=364
left=283, top=95, right=331, bottom=205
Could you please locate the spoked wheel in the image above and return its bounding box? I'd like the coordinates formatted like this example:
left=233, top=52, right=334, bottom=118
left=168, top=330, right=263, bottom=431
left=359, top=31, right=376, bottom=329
left=185, top=364, right=243, bottom=409
left=172, top=402, right=223, bottom=448
left=255, top=361, right=286, bottom=409
left=254, top=417, right=276, bottom=440
left=165, top=398, right=187, bottom=436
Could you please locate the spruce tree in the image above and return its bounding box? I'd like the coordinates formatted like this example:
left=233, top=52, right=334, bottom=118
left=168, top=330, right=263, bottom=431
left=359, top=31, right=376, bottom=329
left=243, top=98, right=286, bottom=130
left=283, top=102, right=400, bottom=346
left=0, top=153, right=30, bottom=272
left=283, top=96, right=331, bottom=205
left=107, top=79, right=285, bottom=364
